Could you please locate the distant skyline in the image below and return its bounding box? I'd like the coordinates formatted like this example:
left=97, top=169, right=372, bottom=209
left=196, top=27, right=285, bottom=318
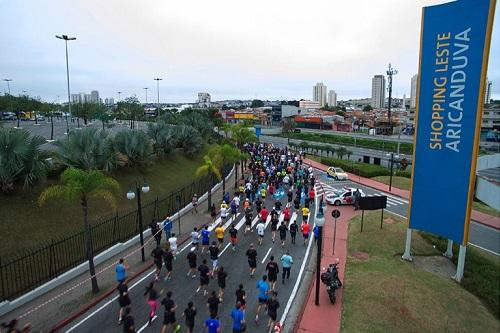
left=1, top=0, right=499, bottom=103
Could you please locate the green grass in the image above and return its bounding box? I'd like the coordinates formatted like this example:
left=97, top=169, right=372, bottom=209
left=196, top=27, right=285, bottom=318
left=0, top=152, right=203, bottom=257
left=341, top=212, right=499, bottom=333
left=372, top=176, right=411, bottom=191
left=472, top=200, right=500, bottom=216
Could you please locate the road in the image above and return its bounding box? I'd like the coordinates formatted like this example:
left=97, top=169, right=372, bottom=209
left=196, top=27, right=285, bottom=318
left=312, top=168, right=500, bottom=255
left=65, top=186, right=317, bottom=332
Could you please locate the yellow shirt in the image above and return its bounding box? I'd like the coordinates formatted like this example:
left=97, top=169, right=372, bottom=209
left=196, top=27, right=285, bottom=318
left=215, top=227, right=225, bottom=239
left=302, top=207, right=310, bottom=217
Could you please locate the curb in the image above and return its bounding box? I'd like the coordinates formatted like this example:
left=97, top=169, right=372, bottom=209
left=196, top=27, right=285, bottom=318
left=291, top=247, right=317, bottom=333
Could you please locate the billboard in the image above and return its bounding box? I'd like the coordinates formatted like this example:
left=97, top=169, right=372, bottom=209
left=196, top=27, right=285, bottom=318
left=408, top=0, right=496, bottom=245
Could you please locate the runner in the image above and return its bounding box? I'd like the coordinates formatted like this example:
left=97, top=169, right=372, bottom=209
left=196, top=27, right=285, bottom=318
left=163, top=247, right=174, bottom=281
left=255, top=197, right=263, bottom=214
left=191, top=227, right=200, bottom=250
left=117, top=281, right=131, bottom=325
left=233, top=194, right=241, bottom=211
left=293, top=196, right=300, bottom=211
left=115, top=258, right=128, bottom=284
left=210, top=203, right=217, bottom=222
left=217, top=266, right=228, bottom=301
left=243, top=198, right=251, bottom=210
left=192, top=194, right=198, bottom=214
left=256, top=219, right=266, bottom=246
left=151, top=219, right=162, bottom=247
left=301, top=222, right=310, bottom=246
left=244, top=207, right=253, bottom=235
left=255, top=275, right=270, bottom=323
left=301, top=205, right=310, bottom=224
left=235, top=284, right=246, bottom=312
left=229, top=224, right=238, bottom=251
left=168, top=232, right=178, bottom=257
left=197, top=259, right=210, bottom=296
left=207, top=290, right=221, bottom=317
left=182, top=301, right=197, bottom=333
left=160, top=291, right=181, bottom=333
left=274, top=200, right=282, bottom=214
left=260, top=205, right=269, bottom=223
left=283, top=206, right=291, bottom=226
left=201, top=225, right=210, bottom=254
left=162, top=215, right=172, bottom=241
left=122, top=307, right=135, bottom=333
left=265, top=256, right=280, bottom=291
left=144, top=281, right=159, bottom=325
left=205, top=313, right=220, bottom=333
left=208, top=241, right=220, bottom=277
left=151, top=246, right=164, bottom=281
left=278, top=222, right=288, bottom=248
left=270, top=209, right=279, bottom=243
left=266, top=291, right=280, bottom=331
left=230, top=199, right=238, bottom=221
left=281, top=252, right=294, bottom=284
left=220, top=203, right=228, bottom=223
left=246, top=243, right=258, bottom=277
left=186, top=247, right=197, bottom=278
left=289, top=220, right=298, bottom=245
left=215, top=224, right=225, bottom=249
left=231, top=302, right=246, bottom=333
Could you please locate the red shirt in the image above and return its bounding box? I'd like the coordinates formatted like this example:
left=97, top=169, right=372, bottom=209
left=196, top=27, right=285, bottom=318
left=268, top=185, right=275, bottom=194
left=283, top=208, right=290, bottom=219
left=260, top=209, right=269, bottom=220
left=309, top=190, right=315, bottom=200
left=301, top=223, right=310, bottom=235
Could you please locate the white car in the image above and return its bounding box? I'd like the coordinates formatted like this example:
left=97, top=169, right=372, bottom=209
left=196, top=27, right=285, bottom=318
left=325, top=187, right=365, bottom=206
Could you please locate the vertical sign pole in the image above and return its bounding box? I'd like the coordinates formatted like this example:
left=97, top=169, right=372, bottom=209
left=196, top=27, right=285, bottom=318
left=452, top=245, right=467, bottom=282
left=443, top=239, right=453, bottom=258
left=402, top=228, right=413, bottom=261
left=380, top=208, right=384, bottom=229
left=332, top=217, right=337, bottom=255
left=360, top=210, right=364, bottom=232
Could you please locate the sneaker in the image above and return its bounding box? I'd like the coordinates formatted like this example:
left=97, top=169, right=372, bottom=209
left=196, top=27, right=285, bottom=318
left=255, top=315, right=259, bottom=322
left=186, top=272, right=190, bottom=277
left=196, top=287, right=201, bottom=293
left=192, top=274, right=196, bottom=279
left=203, top=290, right=208, bottom=296
left=173, top=324, right=181, bottom=333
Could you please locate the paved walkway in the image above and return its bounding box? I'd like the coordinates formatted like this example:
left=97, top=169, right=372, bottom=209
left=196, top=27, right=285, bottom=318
left=304, top=158, right=500, bottom=230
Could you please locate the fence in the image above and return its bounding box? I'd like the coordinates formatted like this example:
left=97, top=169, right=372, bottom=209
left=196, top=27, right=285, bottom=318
left=0, top=164, right=232, bottom=301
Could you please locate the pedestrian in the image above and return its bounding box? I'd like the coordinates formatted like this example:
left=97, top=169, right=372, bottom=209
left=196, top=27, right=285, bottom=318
left=230, top=199, right=238, bottom=221
left=197, top=259, right=210, bottom=296
left=283, top=206, right=291, bottom=226
left=231, top=302, right=246, bottom=333
left=255, top=275, right=270, bottom=323
left=220, top=204, right=228, bottom=222
left=244, top=207, right=253, bottom=235
left=117, top=281, right=131, bottom=325
left=301, top=222, right=310, bottom=245
left=208, top=241, right=220, bottom=277
left=223, top=191, right=231, bottom=204
left=265, top=256, right=280, bottom=291
left=313, top=225, right=319, bottom=243
left=293, top=197, right=300, bottom=211
left=308, top=188, right=315, bottom=206
left=217, top=267, right=228, bottom=301
left=163, top=216, right=173, bottom=242
left=274, top=200, right=282, bottom=213
left=260, top=205, right=269, bottom=223
left=191, top=227, right=200, bottom=250
left=215, top=224, right=225, bottom=249
left=144, top=281, right=159, bottom=326
left=301, top=206, right=310, bottom=223
left=280, top=252, right=293, bottom=284
left=186, top=247, right=198, bottom=278
left=235, top=284, right=246, bottom=312
left=256, top=219, right=266, bottom=246
left=354, top=188, right=362, bottom=211
left=161, top=291, right=181, bottom=333
left=207, top=291, right=221, bottom=317
left=205, top=313, right=220, bottom=333
left=163, top=246, right=174, bottom=281
left=192, top=194, right=199, bottom=214
left=115, top=258, right=128, bottom=283
left=255, top=197, right=262, bottom=214
left=168, top=233, right=178, bottom=256
left=289, top=220, right=298, bottom=245
left=151, top=246, right=164, bottom=281
left=267, top=291, right=280, bottom=331
left=229, top=224, right=238, bottom=251
left=151, top=219, right=162, bottom=247
left=201, top=225, right=210, bottom=254
left=270, top=210, right=279, bottom=243
left=210, top=203, right=217, bottom=222
left=278, top=222, right=288, bottom=248
left=243, top=198, right=251, bottom=211
left=182, top=302, right=197, bottom=333
left=246, top=243, right=258, bottom=277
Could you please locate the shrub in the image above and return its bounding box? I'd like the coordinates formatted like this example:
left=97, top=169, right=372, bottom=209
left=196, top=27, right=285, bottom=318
left=319, top=157, right=411, bottom=178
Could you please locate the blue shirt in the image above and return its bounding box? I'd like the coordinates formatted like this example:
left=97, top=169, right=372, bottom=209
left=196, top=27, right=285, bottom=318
left=257, top=279, right=269, bottom=300
left=231, top=308, right=245, bottom=330
left=205, top=318, right=220, bottom=333
left=201, top=230, right=210, bottom=243
left=115, top=263, right=126, bottom=282
left=163, top=219, right=172, bottom=232
left=281, top=254, right=293, bottom=268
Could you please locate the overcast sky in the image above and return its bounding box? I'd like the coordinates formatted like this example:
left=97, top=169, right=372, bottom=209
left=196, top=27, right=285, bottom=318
left=0, top=0, right=499, bottom=103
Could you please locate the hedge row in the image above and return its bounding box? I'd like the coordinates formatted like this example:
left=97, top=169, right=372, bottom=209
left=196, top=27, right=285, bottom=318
left=286, top=132, right=413, bottom=154
left=319, top=157, right=412, bottom=179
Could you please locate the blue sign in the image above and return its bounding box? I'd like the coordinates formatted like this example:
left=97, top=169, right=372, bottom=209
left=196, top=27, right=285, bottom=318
left=255, top=126, right=262, bottom=138
left=409, top=0, right=495, bottom=244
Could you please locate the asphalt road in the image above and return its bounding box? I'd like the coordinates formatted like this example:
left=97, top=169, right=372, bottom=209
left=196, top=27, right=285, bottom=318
left=65, top=186, right=317, bottom=333
left=312, top=168, right=500, bottom=255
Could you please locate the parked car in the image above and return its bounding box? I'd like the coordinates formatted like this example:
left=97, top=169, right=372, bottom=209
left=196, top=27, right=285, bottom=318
left=1, top=112, right=16, bottom=120
left=293, top=128, right=301, bottom=133
left=326, top=167, right=348, bottom=180
left=325, top=187, right=365, bottom=206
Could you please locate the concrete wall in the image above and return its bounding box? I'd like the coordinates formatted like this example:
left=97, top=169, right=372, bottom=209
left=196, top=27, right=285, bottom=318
left=476, top=177, right=500, bottom=210
left=477, top=153, right=500, bottom=171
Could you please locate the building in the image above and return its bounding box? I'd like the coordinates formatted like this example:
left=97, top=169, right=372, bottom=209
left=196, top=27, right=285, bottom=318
left=83, top=94, right=92, bottom=103
left=90, top=90, right=100, bottom=103
left=410, top=74, right=418, bottom=108
left=299, top=100, right=320, bottom=110
left=105, top=98, right=115, bottom=106
left=481, top=104, right=500, bottom=130
left=313, top=82, right=327, bottom=107
left=328, top=90, right=337, bottom=107
left=197, top=92, right=211, bottom=108
left=485, top=78, right=492, bottom=104
left=371, top=75, right=386, bottom=109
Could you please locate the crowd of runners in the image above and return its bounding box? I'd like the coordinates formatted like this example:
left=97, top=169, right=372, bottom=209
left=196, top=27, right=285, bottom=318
left=114, top=143, right=318, bottom=333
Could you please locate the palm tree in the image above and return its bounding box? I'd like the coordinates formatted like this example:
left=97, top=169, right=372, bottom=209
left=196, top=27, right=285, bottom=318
left=38, top=168, right=120, bottom=293
left=231, top=124, right=257, bottom=147
left=329, top=146, right=337, bottom=159
left=146, top=122, right=177, bottom=156
left=195, top=155, right=222, bottom=210
left=0, top=128, right=50, bottom=193
left=175, top=125, right=203, bottom=157
left=336, top=146, right=348, bottom=160
left=299, top=141, right=308, bottom=154
left=109, top=130, right=154, bottom=167
left=346, top=149, right=353, bottom=160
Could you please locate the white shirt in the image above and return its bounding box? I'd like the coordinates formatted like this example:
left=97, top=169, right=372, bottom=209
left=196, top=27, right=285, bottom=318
left=233, top=196, right=240, bottom=207
left=220, top=207, right=228, bottom=218
left=256, top=222, right=266, bottom=236
left=245, top=182, right=252, bottom=191
left=283, top=176, right=289, bottom=184
left=168, top=237, right=178, bottom=251
left=191, top=231, right=199, bottom=243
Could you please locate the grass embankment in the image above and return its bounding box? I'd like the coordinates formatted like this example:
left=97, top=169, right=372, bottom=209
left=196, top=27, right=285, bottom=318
left=341, top=212, right=499, bottom=333
left=472, top=200, right=500, bottom=216
left=371, top=176, right=411, bottom=190
left=0, top=153, right=203, bottom=256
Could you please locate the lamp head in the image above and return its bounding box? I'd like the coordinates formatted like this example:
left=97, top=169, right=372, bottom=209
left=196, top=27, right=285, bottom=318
left=126, top=189, right=135, bottom=200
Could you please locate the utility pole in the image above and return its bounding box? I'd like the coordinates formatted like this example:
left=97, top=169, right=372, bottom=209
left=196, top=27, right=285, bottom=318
left=154, top=78, right=162, bottom=117
left=3, top=79, right=15, bottom=127
left=386, top=63, right=398, bottom=135
left=56, top=34, right=76, bottom=135
left=117, top=91, right=122, bottom=102
left=143, top=87, right=148, bottom=104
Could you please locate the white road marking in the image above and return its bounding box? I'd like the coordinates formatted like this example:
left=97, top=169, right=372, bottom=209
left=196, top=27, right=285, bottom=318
left=251, top=215, right=260, bottom=229
left=136, top=315, right=157, bottom=333
left=219, top=242, right=232, bottom=256
left=264, top=214, right=273, bottom=229
left=261, top=247, right=273, bottom=264
left=469, top=243, right=500, bottom=256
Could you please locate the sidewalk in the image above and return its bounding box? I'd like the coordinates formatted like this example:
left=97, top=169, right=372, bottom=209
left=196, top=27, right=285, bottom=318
left=0, top=169, right=240, bottom=332
left=304, top=158, right=500, bottom=230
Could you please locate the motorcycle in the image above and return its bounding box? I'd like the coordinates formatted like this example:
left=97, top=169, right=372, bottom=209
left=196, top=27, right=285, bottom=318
left=320, top=262, right=342, bottom=304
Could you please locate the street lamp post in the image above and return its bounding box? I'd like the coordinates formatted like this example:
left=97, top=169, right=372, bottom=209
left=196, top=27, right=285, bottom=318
left=143, top=87, right=148, bottom=104
left=3, top=79, right=17, bottom=128
left=154, top=78, right=162, bottom=116
left=386, top=63, right=398, bottom=135
left=386, top=152, right=399, bottom=191
left=56, top=35, right=76, bottom=135
left=117, top=91, right=122, bottom=102
left=314, top=198, right=325, bottom=306
left=127, top=181, right=150, bottom=262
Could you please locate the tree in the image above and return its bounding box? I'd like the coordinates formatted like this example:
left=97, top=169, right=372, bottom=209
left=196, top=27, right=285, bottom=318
left=90, top=104, right=110, bottom=130
left=231, top=124, right=257, bottom=147
left=328, top=146, right=337, bottom=159
left=281, top=118, right=296, bottom=144
left=72, top=103, right=97, bottom=125
left=39, top=168, right=120, bottom=294
left=251, top=99, right=264, bottom=108
left=207, top=144, right=243, bottom=193
left=346, top=149, right=353, bottom=160
left=146, top=122, right=177, bottom=156
left=175, top=125, right=203, bottom=157
left=336, top=146, right=348, bottom=160
left=195, top=155, right=222, bottom=210
left=115, top=97, right=144, bottom=128
left=363, top=105, right=373, bottom=112
left=0, top=128, right=50, bottom=193
left=109, top=130, right=154, bottom=167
